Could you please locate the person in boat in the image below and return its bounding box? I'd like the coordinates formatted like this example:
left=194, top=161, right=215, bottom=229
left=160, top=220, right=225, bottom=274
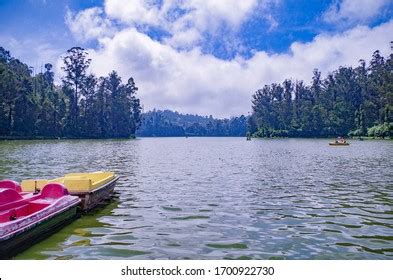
left=336, top=136, right=346, bottom=144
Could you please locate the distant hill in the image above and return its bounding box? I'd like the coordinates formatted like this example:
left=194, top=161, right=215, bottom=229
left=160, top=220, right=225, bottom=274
left=136, top=109, right=247, bottom=137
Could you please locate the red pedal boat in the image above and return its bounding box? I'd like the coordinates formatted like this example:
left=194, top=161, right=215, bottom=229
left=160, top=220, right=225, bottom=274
left=0, top=180, right=80, bottom=259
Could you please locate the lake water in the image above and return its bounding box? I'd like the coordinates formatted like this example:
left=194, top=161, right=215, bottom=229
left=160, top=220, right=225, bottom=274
left=0, top=138, right=392, bottom=259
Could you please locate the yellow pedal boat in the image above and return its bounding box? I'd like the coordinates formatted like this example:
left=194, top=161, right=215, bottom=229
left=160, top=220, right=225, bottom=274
left=21, top=172, right=119, bottom=212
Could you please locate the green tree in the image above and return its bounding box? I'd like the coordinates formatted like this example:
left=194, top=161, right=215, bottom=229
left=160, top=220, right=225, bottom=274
left=61, top=47, right=91, bottom=135
left=251, top=45, right=393, bottom=138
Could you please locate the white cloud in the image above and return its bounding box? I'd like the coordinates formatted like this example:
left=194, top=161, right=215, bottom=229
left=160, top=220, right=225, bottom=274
left=66, top=20, right=392, bottom=118
left=0, top=35, right=63, bottom=71
left=61, top=1, right=392, bottom=117
left=104, top=0, right=259, bottom=27
left=323, top=0, right=390, bottom=25
left=66, top=0, right=280, bottom=51
left=166, top=27, right=201, bottom=48
left=103, top=0, right=277, bottom=49
left=65, top=7, right=116, bottom=42
left=104, top=0, right=161, bottom=25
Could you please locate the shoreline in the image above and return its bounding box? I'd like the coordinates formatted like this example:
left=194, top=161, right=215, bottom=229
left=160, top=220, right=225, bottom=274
left=1, top=135, right=391, bottom=141
left=0, top=135, right=136, bottom=141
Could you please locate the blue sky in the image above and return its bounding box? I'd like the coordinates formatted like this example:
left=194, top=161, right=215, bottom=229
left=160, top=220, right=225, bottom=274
left=0, top=0, right=100, bottom=66
left=0, top=0, right=392, bottom=117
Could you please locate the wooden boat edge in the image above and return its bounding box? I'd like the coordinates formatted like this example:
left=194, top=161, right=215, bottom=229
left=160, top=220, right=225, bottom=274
left=70, top=176, right=119, bottom=212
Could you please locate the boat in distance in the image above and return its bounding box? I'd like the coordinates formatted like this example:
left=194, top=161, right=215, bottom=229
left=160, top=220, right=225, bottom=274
left=21, top=172, right=119, bottom=212
left=329, top=142, right=350, bottom=146
left=0, top=181, right=80, bottom=259
left=329, top=137, right=350, bottom=146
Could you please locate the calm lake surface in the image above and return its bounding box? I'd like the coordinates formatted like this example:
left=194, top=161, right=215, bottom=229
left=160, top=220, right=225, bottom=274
left=0, top=138, right=392, bottom=259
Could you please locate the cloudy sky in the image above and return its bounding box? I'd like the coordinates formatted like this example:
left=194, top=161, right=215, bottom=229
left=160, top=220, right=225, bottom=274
left=0, top=0, right=392, bottom=117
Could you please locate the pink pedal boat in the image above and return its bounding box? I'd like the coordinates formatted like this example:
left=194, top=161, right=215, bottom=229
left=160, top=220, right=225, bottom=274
left=0, top=180, right=80, bottom=259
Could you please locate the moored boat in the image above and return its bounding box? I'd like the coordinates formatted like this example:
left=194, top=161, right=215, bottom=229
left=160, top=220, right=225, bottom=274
left=21, top=172, right=119, bottom=212
left=0, top=182, right=80, bottom=259
left=0, top=180, right=22, bottom=192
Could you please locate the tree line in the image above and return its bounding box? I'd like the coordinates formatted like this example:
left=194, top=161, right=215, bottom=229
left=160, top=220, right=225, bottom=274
left=249, top=45, right=393, bottom=138
left=2, top=43, right=392, bottom=140
left=0, top=46, right=141, bottom=139
left=137, top=109, right=247, bottom=137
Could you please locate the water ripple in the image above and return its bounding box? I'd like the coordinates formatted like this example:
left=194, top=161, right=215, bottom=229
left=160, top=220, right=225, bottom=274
left=0, top=138, right=391, bottom=259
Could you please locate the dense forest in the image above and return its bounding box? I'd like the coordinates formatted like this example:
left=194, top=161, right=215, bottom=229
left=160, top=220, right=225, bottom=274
left=137, top=110, right=247, bottom=137
left=0, top=46, right=141, bottom=139
left=2, top=44, right=392, bottom=139
left=249, top=46, right=393, bottom=138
